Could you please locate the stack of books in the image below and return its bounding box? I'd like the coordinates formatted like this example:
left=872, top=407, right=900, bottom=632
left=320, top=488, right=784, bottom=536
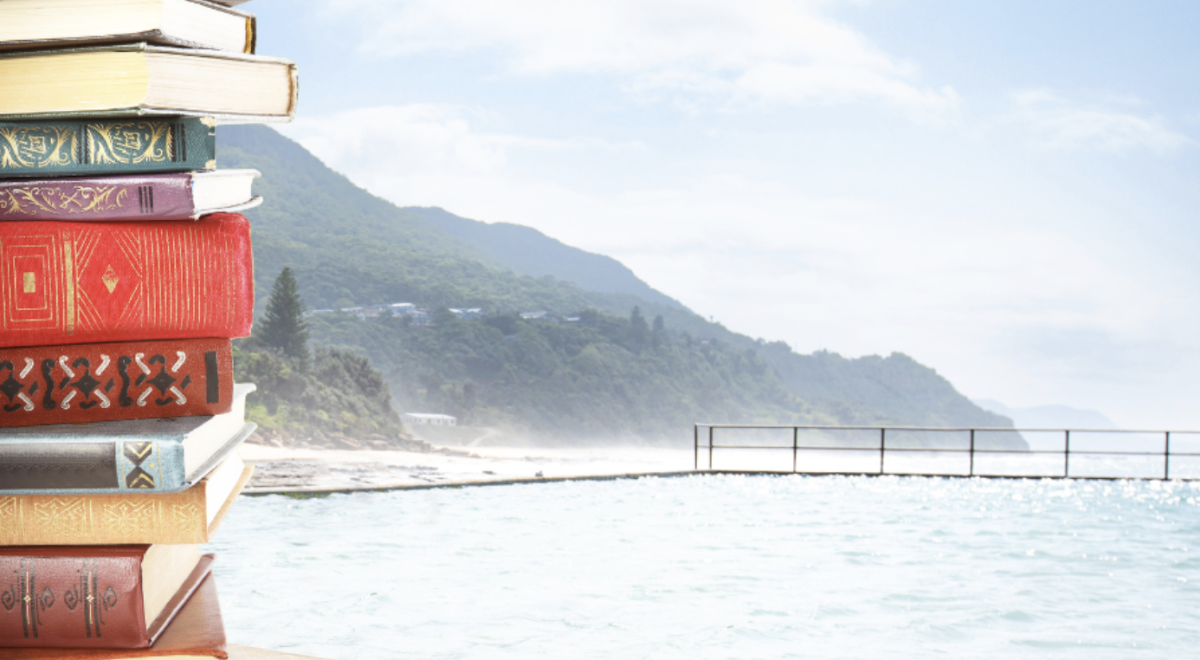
left=0, top=1, right=296, bottom=657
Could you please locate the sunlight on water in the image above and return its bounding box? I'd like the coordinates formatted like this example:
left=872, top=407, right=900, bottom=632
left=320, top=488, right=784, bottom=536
left=209, top=475, right=1200, bottom=659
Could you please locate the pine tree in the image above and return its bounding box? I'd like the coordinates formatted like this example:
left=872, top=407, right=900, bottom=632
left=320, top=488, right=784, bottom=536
left=258, top=266, right=311, bottom=369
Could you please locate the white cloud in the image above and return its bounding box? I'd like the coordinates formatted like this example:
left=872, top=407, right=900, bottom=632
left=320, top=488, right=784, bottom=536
left=316, top=0, right=959, bottom=121
left=1012, top=89, right=1190, bottom=153
left=281, top=105, right=642, bottom=185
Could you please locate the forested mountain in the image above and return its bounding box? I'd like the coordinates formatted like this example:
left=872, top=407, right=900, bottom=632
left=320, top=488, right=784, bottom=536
left=218, top=126, right=1012, bottom=443
left=405, top=206, right=684, bottom=310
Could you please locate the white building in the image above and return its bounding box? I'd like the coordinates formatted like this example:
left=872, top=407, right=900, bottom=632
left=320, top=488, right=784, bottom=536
left=402, top=413, right=457, bottom=427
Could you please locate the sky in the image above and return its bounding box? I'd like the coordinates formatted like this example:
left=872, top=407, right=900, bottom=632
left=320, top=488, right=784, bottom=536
left=248, top=0, right=1200, bottom=429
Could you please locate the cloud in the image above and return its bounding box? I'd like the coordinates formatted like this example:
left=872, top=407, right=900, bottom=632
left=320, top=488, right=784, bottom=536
left=280, top=105, right=642, bottom=185
left=1012, top=89, right=1190, bottom=153
left=317, top=0, right=960, bottom=121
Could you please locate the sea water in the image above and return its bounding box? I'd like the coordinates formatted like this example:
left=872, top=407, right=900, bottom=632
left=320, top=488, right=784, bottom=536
left=208, top=475, right=1200, bottom=659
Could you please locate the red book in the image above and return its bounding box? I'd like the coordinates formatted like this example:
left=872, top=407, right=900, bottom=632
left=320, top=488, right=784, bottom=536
left=0, top=213, right=252, bottom=349
left=0, top=570, right=227, bottom=660
left=0, top=548, right=211, bottom=649
left=0, top=338, right=233, bottom=428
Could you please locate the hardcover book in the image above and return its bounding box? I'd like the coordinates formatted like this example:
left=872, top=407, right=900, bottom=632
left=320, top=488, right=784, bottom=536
left=0, top=453, right=252, bottom=545
left=0, top=384, right=254, bottom=495
left=0, top=0, right=257, bottom=54
left=0, top=213, right=253, bottom=349
left=0, top=43, right=297, bottom=123
left=0, top=570, right=229, bottom=659
left=0, top=548, right=210, bottom=649
left=0, top=170, right=261, bottom=223
left=0, top=117, right=215, bottom=178
left=0, top=338, right=234, bottom=428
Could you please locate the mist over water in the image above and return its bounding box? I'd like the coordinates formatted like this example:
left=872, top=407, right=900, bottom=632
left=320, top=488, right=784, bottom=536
left=211, top=474, right=1200, bottom=659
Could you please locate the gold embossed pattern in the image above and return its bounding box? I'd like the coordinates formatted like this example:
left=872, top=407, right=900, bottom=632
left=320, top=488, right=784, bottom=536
left=0, top=121, right=176, bottom=172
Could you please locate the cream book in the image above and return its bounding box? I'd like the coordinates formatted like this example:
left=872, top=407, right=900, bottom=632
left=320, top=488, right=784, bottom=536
left=0, top=43, right=297, bottom=123
left=0, top=452, right=254, bottom=545
left=0, top=0, right=257, bottom=54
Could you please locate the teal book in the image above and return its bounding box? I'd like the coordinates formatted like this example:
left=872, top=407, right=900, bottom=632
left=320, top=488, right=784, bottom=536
left=0, top=117, right=215, bottom=178
left=0, top=384, right=254, bottom=495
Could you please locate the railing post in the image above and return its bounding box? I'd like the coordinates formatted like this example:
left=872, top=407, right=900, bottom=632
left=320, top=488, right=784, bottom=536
left=694, top=424, right=699, bottom=470
left=879, top=428, right=886, bottom=475
left=1064, top=430, right=1070, bottom=478
left=969, top=429, right=975, bottom=477
left=708, top=425, right=714, bottom=470
left=792, top=427, right=799, bottom=473
left=1165, top=431, right=1171, bottom=480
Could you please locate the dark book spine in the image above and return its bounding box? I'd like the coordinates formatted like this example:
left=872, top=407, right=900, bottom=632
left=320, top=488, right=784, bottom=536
left=0, top=173, right=194, bottom=222
left=0, top=118, right=214, bottom=178
left=0, top=338, right=233, bottom=428
left=0, top=213, right=254, bottom=349
left=0, top=554, right=148, bottom=649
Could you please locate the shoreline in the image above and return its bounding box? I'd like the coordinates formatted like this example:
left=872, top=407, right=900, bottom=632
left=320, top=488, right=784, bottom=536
left=239, top=442, right=696, bottom=494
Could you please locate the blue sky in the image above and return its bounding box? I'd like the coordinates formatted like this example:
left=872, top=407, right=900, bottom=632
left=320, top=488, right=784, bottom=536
left=249, top=0, right=1200, bottom=428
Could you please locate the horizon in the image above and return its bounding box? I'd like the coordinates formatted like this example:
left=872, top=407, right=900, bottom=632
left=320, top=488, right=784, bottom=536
left=248, top=0, right=1200, bottom=430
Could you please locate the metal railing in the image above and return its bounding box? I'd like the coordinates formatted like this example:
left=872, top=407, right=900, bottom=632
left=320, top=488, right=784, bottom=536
left=693, top=424, right=1200, bottom=480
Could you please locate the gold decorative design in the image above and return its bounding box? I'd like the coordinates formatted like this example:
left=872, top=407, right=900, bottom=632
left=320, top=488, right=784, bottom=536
left=100, top=500, right=157, bottom=537
left=22, top=272, right=34, bottom=293
left=171, top=502, right=204, bottom=532
left=101, top=265, right=119, bottom=293
left=0, top=185, right=130, bottom=218
left=63, top=238, right=75, bottom=334
left=0, top=126, right=74, bottom=170
left=31, top=498, right=89, bottom=537
left=87, top=122, right=172, bottom=166
left=0, top=497, right=18, bottom=535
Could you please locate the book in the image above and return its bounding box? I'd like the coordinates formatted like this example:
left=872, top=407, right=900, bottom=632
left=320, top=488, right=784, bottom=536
left=0, top=0, right=257, bottom=54
left=0, top=170, right=261, bottom=223
left=0, top=43, right=297, bottom=123
left=0, top=213, right=253, bottom=349
left=0, top=453, right=252, bottom=545
left=0, top=117, right=215, bottom=179
left=0, top=338, right=235, bottom=428
left=0, top=548, right=210, bottom=649
left=0, top=384, right=254, bottom=495
left=0, top=570, right=228, bottom=659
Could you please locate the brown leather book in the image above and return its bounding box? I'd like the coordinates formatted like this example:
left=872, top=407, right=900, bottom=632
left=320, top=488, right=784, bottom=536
left=0, top=549, right=212, bottom=649
left=0, top=569, right=226, bottom=659
left=0, top=339, right=234, bottom=429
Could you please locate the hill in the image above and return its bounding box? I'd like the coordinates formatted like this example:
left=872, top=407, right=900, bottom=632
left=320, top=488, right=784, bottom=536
left=218, top=126, right=1013, bottom=442
left=405, top=206, right=684, bottom=310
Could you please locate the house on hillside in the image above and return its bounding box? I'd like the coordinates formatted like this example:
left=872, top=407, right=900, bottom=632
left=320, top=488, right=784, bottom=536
left=402, top=413, right=457, bottom=427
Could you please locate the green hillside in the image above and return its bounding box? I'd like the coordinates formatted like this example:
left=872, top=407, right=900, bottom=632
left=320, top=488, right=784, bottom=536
left=218, top=126, right=1013, bottom=442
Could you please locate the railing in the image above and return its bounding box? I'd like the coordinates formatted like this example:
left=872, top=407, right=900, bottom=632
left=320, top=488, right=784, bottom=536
left=693, top=424, right=1200, bottom=480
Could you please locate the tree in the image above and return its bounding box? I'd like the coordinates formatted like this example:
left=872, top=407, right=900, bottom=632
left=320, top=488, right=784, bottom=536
left=629, top=306, right=650, bottom=352
left=258, top=266, right=311, bottom=369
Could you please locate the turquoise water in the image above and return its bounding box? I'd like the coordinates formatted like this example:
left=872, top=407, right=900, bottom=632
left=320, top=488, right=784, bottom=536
left=208, top=475, right=1200, bottom=659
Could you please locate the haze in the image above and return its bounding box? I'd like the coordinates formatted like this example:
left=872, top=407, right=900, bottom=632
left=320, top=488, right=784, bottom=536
left=249, top=0, right=1200, bottom=429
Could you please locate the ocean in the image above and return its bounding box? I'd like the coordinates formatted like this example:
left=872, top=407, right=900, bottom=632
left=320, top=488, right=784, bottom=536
left=208, top=474, right=1200, bottom=659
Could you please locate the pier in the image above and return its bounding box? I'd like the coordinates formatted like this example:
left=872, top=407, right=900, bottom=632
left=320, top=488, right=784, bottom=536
left=694, top=424, right=1200, bottom=480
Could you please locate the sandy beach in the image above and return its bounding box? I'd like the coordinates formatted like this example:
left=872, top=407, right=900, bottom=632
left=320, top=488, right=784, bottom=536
left=239, top=442, right=697, bottom=493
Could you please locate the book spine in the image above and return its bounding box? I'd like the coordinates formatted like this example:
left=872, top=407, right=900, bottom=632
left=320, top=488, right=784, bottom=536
left=0, top=117, right=215, bottom=178
left=0, top=213, right=253, bottom=348
left=0, top=465, right=252, bottom=546
left=0, top=173, right=195, bottom=222
left=0, top=483, right=206, bottom=545
left=0, top=439, right=186, bottom=494
left=0, top=338, right=233, bottom=428
left=0, top=553, right=149, bottom=648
